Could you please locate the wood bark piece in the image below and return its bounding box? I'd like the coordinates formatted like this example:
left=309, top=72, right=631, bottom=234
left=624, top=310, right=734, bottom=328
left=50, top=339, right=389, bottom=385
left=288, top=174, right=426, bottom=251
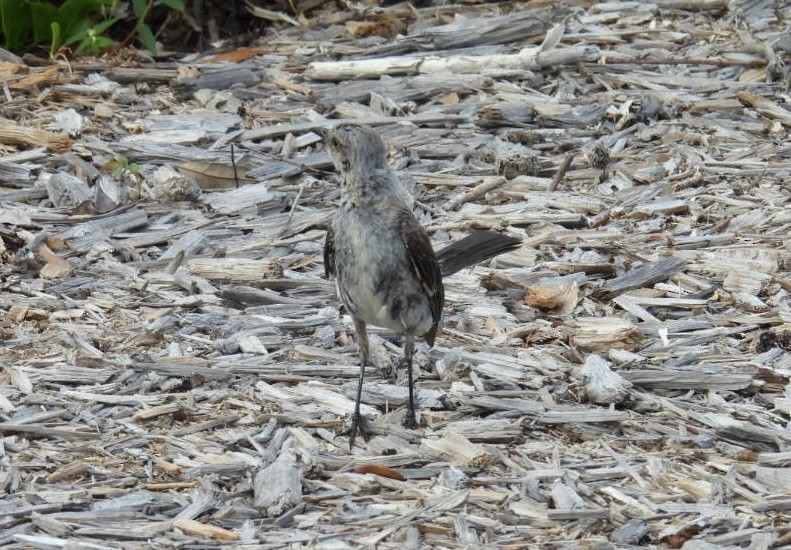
left=187, top=258, right=282, bottom=282
left=8, top=65, right=59, bottom=90
left=0, top=119, right=70, bottom=152
left=235, top=113, right=467, bottom=142
left=576, top=354, right=632, bottom=404
left=443, top=176, right=508, bottom=211
left=254, top=452, right=303, bottom=516
left=422, top=432, right=491, bottom=467
left=737, top=91, right=791, bottom=127
left=621, top=370, right=753, bottom=391
left=597, top=257, right=687, bottom=299
left=305, top=46, right=600, bottom=80
left=571, top=317, right=644, bottom=352
left=525, top=279, right=579, bottom=315
left=173, top=518, right=239, bottom=541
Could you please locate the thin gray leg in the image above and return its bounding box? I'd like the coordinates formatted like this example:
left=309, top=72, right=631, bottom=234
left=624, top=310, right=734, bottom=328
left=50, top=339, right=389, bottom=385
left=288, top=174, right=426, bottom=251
left=348, top=317, right=369, bottom=449
left=402, top=334, right=418, bottom=429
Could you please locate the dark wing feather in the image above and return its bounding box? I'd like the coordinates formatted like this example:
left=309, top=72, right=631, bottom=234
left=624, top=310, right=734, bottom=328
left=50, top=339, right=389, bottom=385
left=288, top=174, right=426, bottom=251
left=323, top=225, right=335, bottom=278
left=398, top=207, right=444, bottom=346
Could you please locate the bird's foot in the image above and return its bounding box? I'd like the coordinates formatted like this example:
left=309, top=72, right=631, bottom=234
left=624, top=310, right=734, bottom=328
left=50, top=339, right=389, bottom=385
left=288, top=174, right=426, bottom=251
left=382, top=361, right=397, bottom=383
left=402, top=409, right=419, bottom=430
left=343, top=412, right=372, bottom=449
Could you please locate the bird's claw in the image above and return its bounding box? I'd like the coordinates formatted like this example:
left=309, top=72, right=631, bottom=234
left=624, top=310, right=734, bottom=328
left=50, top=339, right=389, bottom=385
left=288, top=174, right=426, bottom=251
left=343, top=412, right=371, bottom=449
left=402, top=410, right=419, bottom=429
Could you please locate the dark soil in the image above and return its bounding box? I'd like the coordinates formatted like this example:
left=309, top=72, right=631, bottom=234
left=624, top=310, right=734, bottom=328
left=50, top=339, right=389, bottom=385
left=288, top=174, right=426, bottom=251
left=120, top=0, right=273, bottom=54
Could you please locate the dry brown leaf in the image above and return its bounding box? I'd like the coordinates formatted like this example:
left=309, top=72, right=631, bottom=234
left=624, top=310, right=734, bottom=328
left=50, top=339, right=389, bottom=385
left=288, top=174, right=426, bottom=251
left=37, top=243, right=71, bottom=279
left=354, top=464, right=406, bottom=481
left=177, top=161, right=253, bottom=190
left=201, top=47, right=268, bottom=63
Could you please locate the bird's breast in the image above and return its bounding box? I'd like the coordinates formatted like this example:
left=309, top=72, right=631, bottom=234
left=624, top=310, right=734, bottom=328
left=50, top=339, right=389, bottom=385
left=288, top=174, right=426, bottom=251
left=332, top=207, right=434, bottom=338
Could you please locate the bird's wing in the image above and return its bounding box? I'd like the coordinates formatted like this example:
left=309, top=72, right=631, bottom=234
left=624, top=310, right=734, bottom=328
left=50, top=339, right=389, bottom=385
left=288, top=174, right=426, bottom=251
left=323, top=224, right=335, bottom=278
left=397, top=206, right=444, bottom=346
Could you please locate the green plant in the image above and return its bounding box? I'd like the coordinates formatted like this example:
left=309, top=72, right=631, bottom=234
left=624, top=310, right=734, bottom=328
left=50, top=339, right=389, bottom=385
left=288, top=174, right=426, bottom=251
left=130, top=0, right=183, bottom=54
left=105, top=154, right=140, bottom=179
left=0, top=0, right=184, bottom=57
left=70, top=13, right=118, bottom=55
left=0, top=0, right=116, bottom=56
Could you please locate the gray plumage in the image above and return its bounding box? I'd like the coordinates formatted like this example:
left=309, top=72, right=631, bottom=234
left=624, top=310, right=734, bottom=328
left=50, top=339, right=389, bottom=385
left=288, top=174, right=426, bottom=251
left=324, top=124, right=520, bottom=448
left=329, top=183, right=442, bottom=345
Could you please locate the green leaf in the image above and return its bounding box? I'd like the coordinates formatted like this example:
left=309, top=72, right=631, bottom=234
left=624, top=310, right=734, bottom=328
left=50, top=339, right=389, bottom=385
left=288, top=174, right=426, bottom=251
left=157, top=0, right=184, bottom=10
left=1, top=0, right=32, bottom=50
left=57, top=0, right=114, bottom=39
left=90, top=35, right=112, bottom=55
left=62, top=20, right=91, bottom=48
left=30, top=2, right=58, bottom=45
left=91, top=15, right=118, bottom=34
left=74, top=36, right=90, bottom=56
left=135, top=20, right=157, bottom=54
left=49, top=21, right=61, bottom=57
left=131, top=0, right=148, bottom=18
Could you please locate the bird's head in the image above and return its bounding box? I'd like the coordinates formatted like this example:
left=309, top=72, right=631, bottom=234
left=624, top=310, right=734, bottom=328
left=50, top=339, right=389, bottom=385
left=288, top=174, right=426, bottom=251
left=325, top=124, right=388, bottom=177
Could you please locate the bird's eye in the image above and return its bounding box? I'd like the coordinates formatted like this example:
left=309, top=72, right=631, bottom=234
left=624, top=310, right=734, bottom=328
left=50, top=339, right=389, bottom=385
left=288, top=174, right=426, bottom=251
left=328, top=136, right=340, bottom=149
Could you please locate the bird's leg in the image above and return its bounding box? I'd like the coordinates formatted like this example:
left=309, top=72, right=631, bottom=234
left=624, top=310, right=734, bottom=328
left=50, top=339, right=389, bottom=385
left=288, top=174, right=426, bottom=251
left=346, top=317, right=370, bottom=449
left=402, top=334, right=419, bottom=429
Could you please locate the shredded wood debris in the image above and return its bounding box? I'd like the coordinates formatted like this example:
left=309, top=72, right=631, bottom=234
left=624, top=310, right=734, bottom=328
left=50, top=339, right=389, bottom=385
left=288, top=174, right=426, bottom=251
left=1, top=0, right=790, bottom=547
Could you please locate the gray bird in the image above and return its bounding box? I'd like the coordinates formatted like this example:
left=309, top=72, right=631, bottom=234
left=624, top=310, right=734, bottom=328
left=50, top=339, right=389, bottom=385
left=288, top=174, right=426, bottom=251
left=323, top=124, right=519, bottom=447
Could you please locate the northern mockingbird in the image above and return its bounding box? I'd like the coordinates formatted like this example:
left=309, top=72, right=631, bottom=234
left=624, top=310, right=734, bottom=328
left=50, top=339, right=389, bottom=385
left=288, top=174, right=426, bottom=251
left=323, top=124, right=520, bottom=447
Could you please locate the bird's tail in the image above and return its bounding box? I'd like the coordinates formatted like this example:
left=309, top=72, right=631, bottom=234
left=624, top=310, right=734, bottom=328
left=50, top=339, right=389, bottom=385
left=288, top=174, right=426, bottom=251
left=436, top=231, right=521, bottom=277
